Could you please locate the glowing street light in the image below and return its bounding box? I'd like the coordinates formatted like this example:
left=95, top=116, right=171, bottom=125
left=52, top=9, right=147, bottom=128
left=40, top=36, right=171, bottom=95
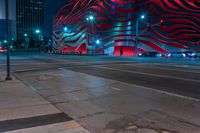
left=63, top=27, right=68, bottom=31
left=89, top=15, right=94, bottom=20
left=140, top=15, right=145, bottom=19
left=87, top=15, right=94, bottom=21
left=35, top=29, right=41, bottom=34
left=24, top=33, right=28, bottom=37
left=96, top=39, right=100, bottom=44
left=4, top=40, right=8, bottom=43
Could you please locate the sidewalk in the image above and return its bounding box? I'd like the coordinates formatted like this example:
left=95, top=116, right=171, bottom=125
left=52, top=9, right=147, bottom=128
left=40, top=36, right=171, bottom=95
left=0, top=74, right=89, bottom=133
left=13, top=69, right=200, bottom=133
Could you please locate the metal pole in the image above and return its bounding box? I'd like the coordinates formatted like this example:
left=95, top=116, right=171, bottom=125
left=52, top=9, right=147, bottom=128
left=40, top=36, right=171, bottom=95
left=5, top=0, right=12, bottom=80
left=91, top=21, right=94, bottom=55
left=135, top=20, right=139, bottom=57
left=87, top=22, right=90, bottom=54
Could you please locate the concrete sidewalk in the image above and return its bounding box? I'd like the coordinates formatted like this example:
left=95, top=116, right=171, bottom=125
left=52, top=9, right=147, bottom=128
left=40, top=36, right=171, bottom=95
left=0, top=74, right=89, bottom=133
left=12, top=68, right=200, bottom=133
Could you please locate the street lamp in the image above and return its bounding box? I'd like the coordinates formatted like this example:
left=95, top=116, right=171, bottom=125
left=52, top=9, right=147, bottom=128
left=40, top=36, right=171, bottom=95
left=135, top=14, right=145, bottom=57
left=140, top=15, right=145, bottom=19
left=34, top=29, right=43, bottom=51
left=135, top=15, right=165, bottom=57
left=96, top=39, right=100, bottom=44
left=63, top=27, right=68, bottom=32
left=24, top=33, right=28, bottom=37
left=24, top=33, right=30, bottom=49
left=35, top=29, right=41, bottom=34
left=89, top=16, right=94, bottom=20
left=86, top=15, right=95, bottom=55
left=4, top=40, right=8, bottom=43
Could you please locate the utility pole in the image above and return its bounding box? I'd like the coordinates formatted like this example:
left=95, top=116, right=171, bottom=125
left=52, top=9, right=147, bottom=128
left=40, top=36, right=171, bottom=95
left=5, top=0, right=12, bottom=80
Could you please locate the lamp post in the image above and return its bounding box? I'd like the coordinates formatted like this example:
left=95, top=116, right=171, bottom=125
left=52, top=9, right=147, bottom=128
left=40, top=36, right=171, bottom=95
left=35, top=29, right=44, bottom=51
left=86, top=15, right=94, bottom=55
left=135, top=15, right=145, bottom=57
left=135, top=14, right=165, bottom=57
left=24, top=33, right=30, bottom=49
left=5, top=0, right=12, bottom=80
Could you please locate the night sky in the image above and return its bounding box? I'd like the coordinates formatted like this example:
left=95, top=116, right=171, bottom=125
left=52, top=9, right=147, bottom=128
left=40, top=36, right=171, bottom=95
left=44, top=0, right=69, bottom=38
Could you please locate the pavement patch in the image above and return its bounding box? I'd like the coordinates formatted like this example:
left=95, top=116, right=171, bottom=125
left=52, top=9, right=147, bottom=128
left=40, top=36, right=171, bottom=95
left=105, top=110, right=200, bottom=133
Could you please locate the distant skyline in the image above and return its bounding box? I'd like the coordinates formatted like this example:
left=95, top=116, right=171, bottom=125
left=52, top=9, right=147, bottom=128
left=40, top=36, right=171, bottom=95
left=44, top=0, right=69, bottom=38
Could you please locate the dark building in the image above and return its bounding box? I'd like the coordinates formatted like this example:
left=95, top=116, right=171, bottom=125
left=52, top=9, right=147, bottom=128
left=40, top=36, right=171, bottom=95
left=16, top=0, right=44, bottom=41
left=0, top=0, right=16, bottom=41
left=44, top=0, right=68, bottom=38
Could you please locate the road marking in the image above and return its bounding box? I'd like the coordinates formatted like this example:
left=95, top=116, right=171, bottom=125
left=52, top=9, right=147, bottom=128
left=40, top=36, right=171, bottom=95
left=94, top=66, right=200, bottom=83
left=111, top=87, right=121, bottom=91
left=58, top=68, right=66, bottom=71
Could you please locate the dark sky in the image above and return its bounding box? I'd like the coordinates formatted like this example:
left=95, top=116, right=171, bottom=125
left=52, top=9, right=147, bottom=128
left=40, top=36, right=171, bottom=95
left=44, top=0, right=69, bottom=38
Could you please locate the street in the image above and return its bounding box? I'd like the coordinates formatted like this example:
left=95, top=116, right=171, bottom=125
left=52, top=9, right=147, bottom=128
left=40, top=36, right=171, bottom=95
left=1, top=53, right=200, bottom=133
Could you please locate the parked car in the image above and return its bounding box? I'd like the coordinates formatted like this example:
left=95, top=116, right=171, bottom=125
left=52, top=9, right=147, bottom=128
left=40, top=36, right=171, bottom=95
left=138, top=52, right=158, bottom=57
left=171, top=52, right=186, bottom=58
left=0, top=46, right=6, bottom=53
left=184, top=51, right=197, bottom=58
left=162, top=53, right=172, bottom=58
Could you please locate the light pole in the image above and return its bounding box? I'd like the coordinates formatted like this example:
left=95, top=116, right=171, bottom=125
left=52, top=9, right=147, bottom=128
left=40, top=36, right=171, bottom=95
left=35, top=29, right=44, bottom=51
left=86, top=15, right=94, bottom=55
left=24, top=33, right=30, bottom=49
left=5, top=0, right=12, bottom=80
left=135, top=14, right=165, bottom=57
left=135, top=15, right=145, bottom=57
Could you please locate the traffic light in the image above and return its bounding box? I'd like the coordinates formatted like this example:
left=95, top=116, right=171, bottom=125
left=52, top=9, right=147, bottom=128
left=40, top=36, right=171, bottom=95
left=160, top=19, right=164, bottom=26
left=147, top=24, right=151, bottom=30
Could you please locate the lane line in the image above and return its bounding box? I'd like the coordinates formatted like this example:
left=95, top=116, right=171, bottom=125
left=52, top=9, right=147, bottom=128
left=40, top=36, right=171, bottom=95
left=111, top=87, right=121, bottom=91
left=58, top=68, right=66, bottom=71
left=94, top=66, right=200, bottom=83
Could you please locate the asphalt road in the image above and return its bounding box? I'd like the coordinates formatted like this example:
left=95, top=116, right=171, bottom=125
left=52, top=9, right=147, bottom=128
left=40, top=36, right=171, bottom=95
left=1, top=52, right=200, bottom=132
left=1, top=52, right=200, bottom=100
